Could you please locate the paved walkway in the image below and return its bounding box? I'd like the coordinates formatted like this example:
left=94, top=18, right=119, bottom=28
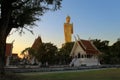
left=5, top=65, right=120, bottom=73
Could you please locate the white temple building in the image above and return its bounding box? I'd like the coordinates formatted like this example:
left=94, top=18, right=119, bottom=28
left=70, top=36, right=100, bottom=67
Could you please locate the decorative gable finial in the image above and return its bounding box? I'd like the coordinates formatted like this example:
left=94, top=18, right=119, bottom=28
left=74, top=35, right=77, bottom=41
left=76, top=34, right=86, bottom=49
left=77, top=34, right=80, bottom=40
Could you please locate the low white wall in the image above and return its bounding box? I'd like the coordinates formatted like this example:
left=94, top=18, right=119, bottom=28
left=70, top=58, right=100, bottom=67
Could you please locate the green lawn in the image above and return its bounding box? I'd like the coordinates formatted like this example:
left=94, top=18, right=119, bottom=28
left=20, top=68, right=120, bottom=80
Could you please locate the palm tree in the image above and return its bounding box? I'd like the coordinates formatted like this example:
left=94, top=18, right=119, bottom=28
left=21, top=47, right=31, bottom=64
left=21, top=47, right=31, bottom=58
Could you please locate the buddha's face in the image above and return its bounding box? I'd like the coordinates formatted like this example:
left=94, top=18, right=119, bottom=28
left=66, top=18, right=70, bottom=23
left=66, top=16, right=70, bottom=23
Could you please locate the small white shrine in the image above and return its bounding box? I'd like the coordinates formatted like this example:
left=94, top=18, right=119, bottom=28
left=70, top=36, right=100, bottom=67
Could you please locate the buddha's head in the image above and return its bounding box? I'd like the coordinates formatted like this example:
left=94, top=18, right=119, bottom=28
left=66, top=16, right=70, bottom=23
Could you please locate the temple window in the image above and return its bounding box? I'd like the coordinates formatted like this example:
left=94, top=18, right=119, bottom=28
left=81, top=55, right=84, bottom=58
left=87, top=54, right=93, bottom=58
left=78, top=53, right=80, bottom=58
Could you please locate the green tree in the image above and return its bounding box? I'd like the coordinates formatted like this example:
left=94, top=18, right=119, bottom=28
left=109, top=40, right=120, bottom=64
left=58, top=42, right=74, bottom=65
left=93, top=39, right=120, bottom=64
left=22, top=47, right=36, bottom=59
left=100, top=40, right=120, bottom=64
left=21, top=47, right=31, bottom=59
left=0, top=0, right=62, bottom=75
left=92, top=39, right=110, bottom=64
left=36, top=43, right=58, bottom=65
left=92, top=39, right=109, bottom=52
left=21, top=47, right=33, bottom=64
left=21, top=47, right=39, bottom=65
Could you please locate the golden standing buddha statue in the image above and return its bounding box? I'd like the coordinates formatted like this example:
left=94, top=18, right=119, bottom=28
left=64, top=16, right=73, bottom=43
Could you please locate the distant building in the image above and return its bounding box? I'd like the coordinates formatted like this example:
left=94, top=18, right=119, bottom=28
left=70, top=36, right=100, bottom=66
left=6, top=43, right=13, bottom=66
left=10, top=53, right=20, bottom=65
left=32, top=36, right=42, bottom=51
left=30, top=36, right=42, bottom=64
left=12, top=53, right=18, bottom=60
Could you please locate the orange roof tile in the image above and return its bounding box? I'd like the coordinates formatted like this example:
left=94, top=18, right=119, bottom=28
left=78, top=40, right=99, bottom=54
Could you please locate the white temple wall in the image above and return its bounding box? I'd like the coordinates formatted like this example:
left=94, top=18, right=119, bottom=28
left=73, top=44, right=86, bottom=57
left=72, top=57, right=100, bottom=67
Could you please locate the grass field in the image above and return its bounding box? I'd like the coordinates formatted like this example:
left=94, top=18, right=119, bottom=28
left=20, top=68, right=120, bottom=80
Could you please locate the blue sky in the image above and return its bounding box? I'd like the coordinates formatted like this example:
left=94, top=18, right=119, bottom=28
left=7, top=0, right=120, bottom=55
